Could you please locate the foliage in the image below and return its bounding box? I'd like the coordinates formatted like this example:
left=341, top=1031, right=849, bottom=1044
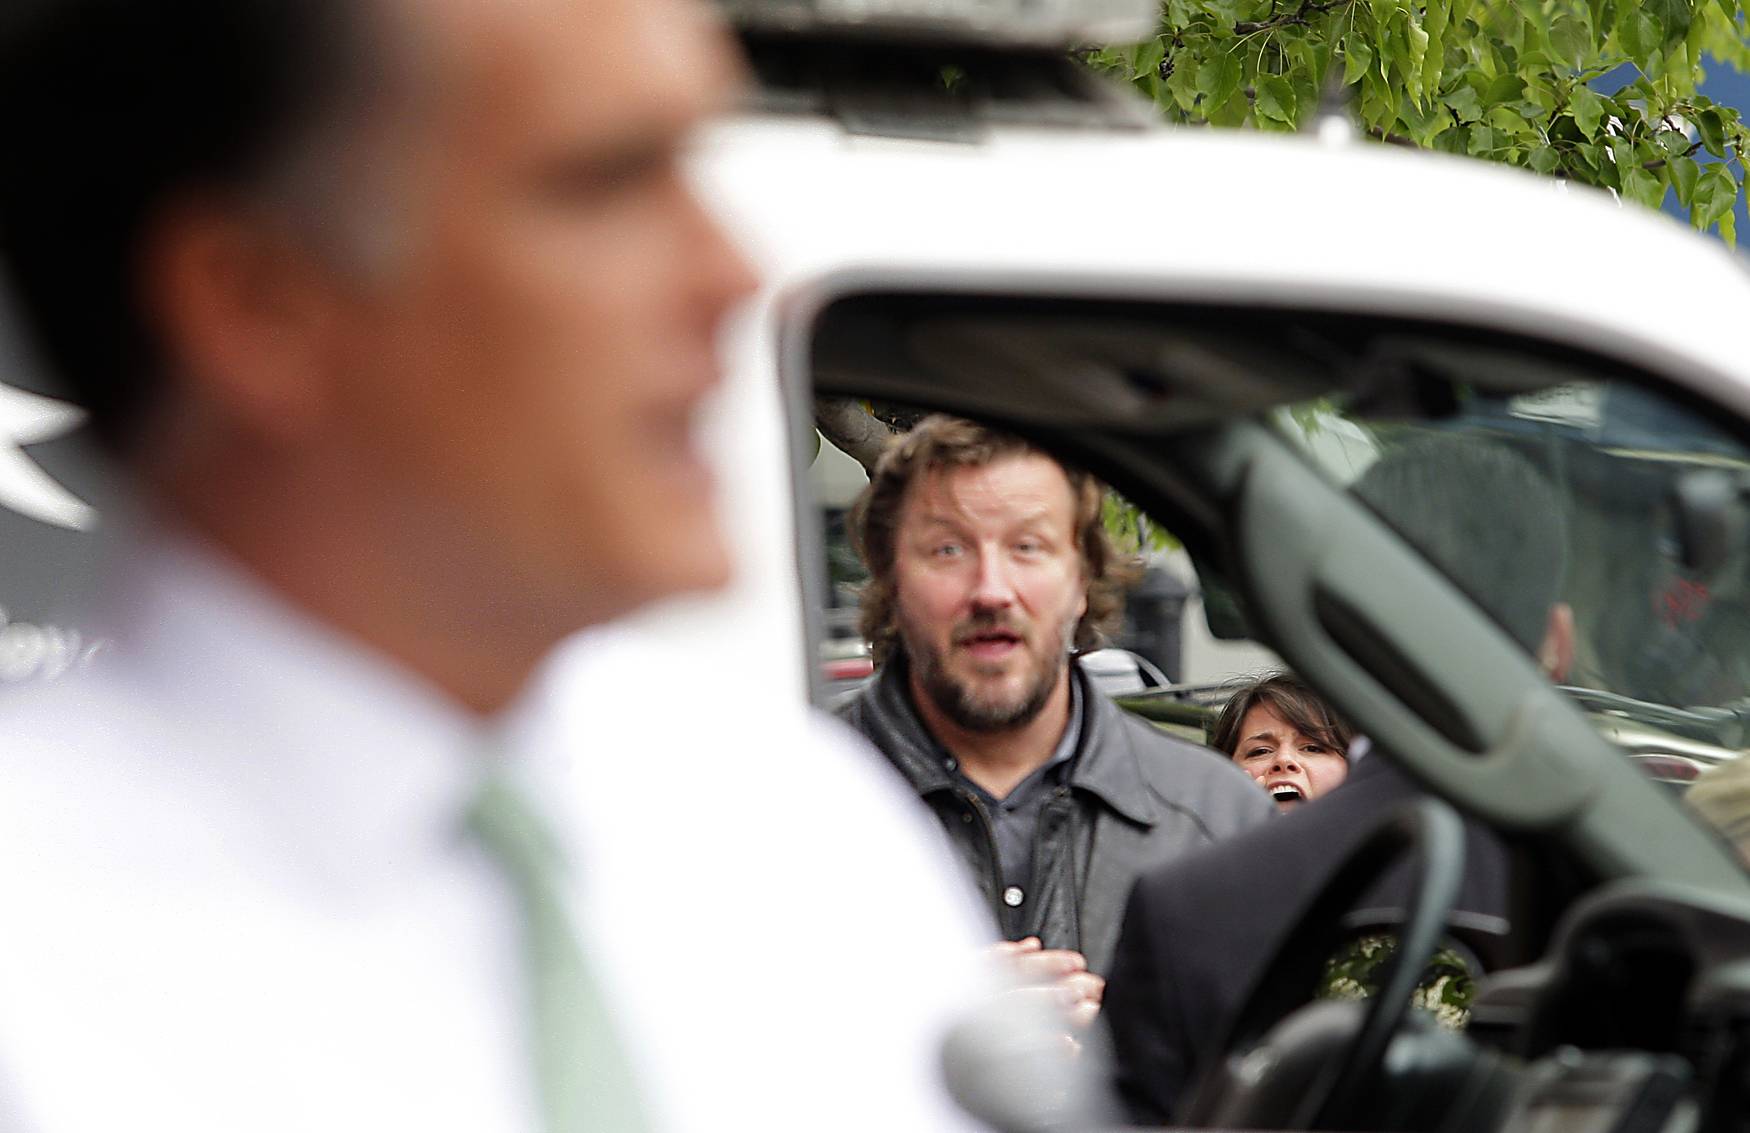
left=1104, top=491, right=1181, bottom=553
left=1319, top=932, right=1476, bottom=1029
left=1087, top=0, right=1750, bottom=244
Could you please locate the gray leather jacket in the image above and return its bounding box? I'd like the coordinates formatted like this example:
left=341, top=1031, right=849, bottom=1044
left=839, top=658, right=1272, bottom=975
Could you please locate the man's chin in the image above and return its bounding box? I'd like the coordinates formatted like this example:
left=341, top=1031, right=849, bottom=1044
left=647, top=533, right=735, bottom=603
left=937, top=681, right=1048, bottom=733
left=578, top=527, right=735, bottom=628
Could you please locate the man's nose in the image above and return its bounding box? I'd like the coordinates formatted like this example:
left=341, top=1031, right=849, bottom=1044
left=682, top=181, right=761, bottom=314
left=968, top=550, right=1018, bottom=610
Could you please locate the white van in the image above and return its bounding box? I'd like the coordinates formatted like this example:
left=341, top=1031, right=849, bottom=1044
left=572, top=3, right=1750, bottom=1128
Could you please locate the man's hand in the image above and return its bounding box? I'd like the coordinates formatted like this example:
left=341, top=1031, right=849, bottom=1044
left=992, top=937, right=1105, bottom=1030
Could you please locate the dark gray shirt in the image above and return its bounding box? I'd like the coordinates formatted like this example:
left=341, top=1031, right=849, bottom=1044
left=934, top=681, right=1084, bottom=910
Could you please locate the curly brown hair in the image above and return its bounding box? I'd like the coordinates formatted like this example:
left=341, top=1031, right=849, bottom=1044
left=847, top=415, right=1142, bottom=666
left=1208, top=672, right=1354, bottom=759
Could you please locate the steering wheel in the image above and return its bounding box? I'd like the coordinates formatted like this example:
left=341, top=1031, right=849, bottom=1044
left=1180, top=797, right=1467, bottom=1130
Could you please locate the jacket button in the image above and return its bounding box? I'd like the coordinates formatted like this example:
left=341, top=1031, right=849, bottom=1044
left=961, top=812, right=974, bottom=823
left=1003, top=886, right=1025, bottom=908
left=944, top=757, right=958, bottom=772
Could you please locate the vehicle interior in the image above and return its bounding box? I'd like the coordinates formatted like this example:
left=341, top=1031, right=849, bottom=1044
left=791, top=288, right=1750, bottom=1131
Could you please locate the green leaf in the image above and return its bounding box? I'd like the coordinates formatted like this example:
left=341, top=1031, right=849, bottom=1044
left=1420, top=20, right=1446, bottom=101
left=1444, top=84, right=1485, bottom=122
left=1343, top=38, right=1375, bottom=86
left=1375, top=4, right=1405, bottom=75
left=1409, top=104, right=1454, bottom=146
left=1207, top=86, right=1251, bottom=127
left=1647, top=0, right=1695, bottom=49
left=1405, top=17, right=1430, bottom=102
left=1133, top=36, right=1167, bottom=79
left=1623, top=166, right=1665, bottom=207
left=1670, top=154, right=1701, bottom=205
left=1528, top=145, right=1561, bottom=173
left=1484, top=74, right=1527, bottom=104
left=1701, top=162, right=1739, bottom=222
left=1489, top=38, right=1518, bottom=78
left=1617, top=7, right=1661, bottom=57
left=1360, top=69, right=1394, bottom=131
left=1487, top=105, right=1534, bottom=135
left=1289, top=34, right=1333, bottom=89
left=1691, top=162, right=1737, bottom=229
left=1697, top=107, right=1727, bottom=156
left=1720, top=206, right=1737, bottom=248
left=1573, top=85, right=1606, bottom=138
left=1523, top=73, right=1559, bottom=114
left=1657, top=129, right=1693, bottom=156
left=1425, top=0, right=1451, bottom=40
left=1551, top=14, right=1591, bottom=66
left=1165, top=53, right=1201, bottom=112
left=1197, top=50, right=1244, bottom=110
left=1255, top=75, right=1299, bottom=125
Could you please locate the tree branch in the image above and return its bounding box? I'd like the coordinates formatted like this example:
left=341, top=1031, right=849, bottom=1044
left=1642, top=139, right=1704, bottom=172
left=1235, top=0, right=1347, bottom=35
left=813, top=397, right=899, bottom=476
left=1365, top=125, right=1419, bottom=148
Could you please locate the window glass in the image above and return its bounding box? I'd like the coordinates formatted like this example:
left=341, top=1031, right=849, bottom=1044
left=1276, top=373, right=1750, bottom=799
left=806, top=294, right=1750, bottom=853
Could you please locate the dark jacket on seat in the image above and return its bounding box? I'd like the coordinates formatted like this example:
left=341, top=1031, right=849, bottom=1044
left=838, top=657, right=1271, bottom=976
left=1101, top=755, right=1511, bottom=1125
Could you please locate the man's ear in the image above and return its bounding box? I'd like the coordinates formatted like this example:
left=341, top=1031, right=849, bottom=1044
left=1538, top=601, right=1575, bottom=684
left=141, top=201, right=342, bottom=443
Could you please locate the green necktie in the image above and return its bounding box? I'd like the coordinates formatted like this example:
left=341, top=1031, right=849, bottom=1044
left=467, top=773, right=653, bottom=1133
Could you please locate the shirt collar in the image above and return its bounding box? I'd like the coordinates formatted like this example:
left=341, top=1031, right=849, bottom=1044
left=1052, top=676, right=1084, bottom=769
left=1060, top=662, right=1160, bottom=828
left=871, top=657, right=1162, bottom=828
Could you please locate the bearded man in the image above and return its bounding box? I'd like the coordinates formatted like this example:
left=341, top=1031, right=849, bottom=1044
left=839, top=416, right=1270, bottom=993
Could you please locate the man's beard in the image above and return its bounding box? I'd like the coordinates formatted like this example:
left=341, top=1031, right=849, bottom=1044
left=905, top=610, right=1078, bottom=733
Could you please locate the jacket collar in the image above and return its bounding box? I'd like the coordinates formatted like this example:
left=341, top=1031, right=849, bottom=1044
left=1067, top=668, right=1160, bottom=828
left=859, top=655, right=1159, bottom=828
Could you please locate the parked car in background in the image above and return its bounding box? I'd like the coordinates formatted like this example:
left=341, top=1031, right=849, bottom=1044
left=1075, top=647, right=1172, bottom=698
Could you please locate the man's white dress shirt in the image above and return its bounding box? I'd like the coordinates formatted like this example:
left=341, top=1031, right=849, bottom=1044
left=0, top=535, right=994, bottom=1131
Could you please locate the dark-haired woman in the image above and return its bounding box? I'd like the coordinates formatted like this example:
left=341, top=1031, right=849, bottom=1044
left=1211, top=673, right=1352, bottom=809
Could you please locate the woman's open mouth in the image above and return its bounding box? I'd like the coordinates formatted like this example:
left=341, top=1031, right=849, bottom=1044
left=1267, top=781, right=1306, bottom=805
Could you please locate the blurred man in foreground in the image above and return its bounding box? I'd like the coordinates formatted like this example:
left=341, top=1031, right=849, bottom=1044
left=0, top=0, right=998, bottom=1128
